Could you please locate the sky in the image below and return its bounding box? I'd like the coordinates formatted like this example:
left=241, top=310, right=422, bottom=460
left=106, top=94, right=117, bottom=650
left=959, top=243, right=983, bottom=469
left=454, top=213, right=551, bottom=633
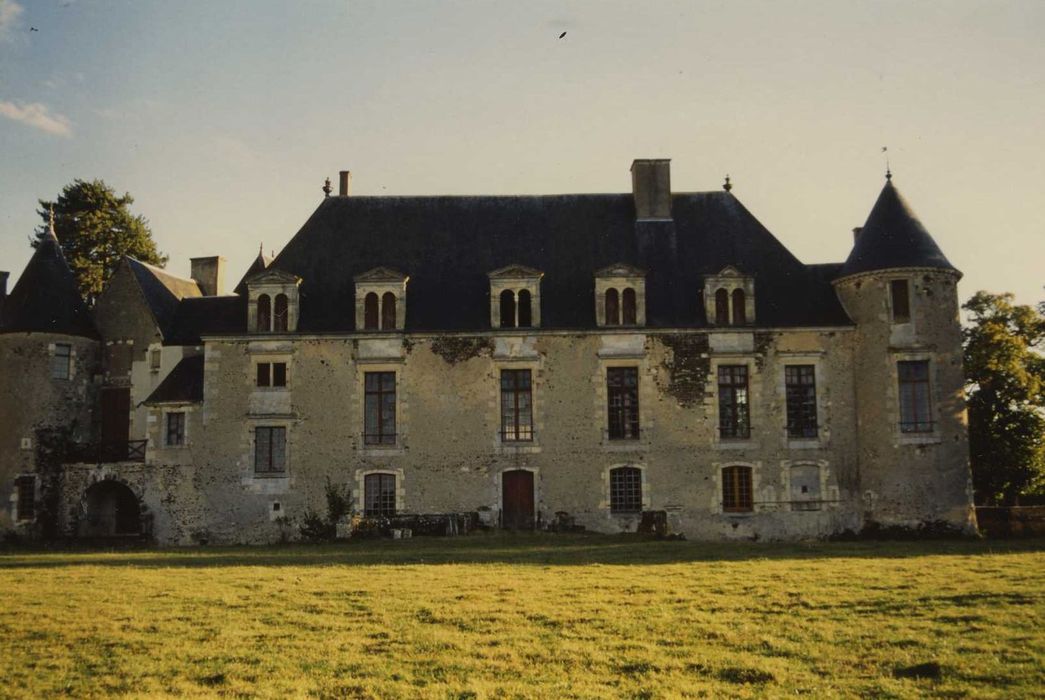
left=1, top=0, right=1043, bottom=310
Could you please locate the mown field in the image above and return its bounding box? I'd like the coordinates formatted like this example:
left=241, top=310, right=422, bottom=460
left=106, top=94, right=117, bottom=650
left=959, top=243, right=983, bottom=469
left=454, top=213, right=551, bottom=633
left=0, top=535, right=1042, bottom=699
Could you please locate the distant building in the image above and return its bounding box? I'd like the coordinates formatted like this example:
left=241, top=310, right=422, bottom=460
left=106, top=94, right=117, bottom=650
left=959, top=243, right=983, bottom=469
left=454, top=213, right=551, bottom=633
left=0, top=160, right=975, bottom=543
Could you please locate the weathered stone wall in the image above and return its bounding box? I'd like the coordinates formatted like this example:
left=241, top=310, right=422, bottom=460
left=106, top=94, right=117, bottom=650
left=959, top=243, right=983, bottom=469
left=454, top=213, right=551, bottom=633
left=0, top=333, right=98, bottom=532
left=121, top=326, right=872, bottom=544
left=834, top=269, right=975, bottom=531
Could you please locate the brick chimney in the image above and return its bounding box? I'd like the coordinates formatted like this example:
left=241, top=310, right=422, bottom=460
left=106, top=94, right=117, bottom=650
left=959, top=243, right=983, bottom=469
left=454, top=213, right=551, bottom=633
left=631, top=159, right=672, bottom=220
left=852, top=227, right=863, bottom=243
left=190, top=256, right=226, bottom=296
left=339, top=170, right=352, bottom=196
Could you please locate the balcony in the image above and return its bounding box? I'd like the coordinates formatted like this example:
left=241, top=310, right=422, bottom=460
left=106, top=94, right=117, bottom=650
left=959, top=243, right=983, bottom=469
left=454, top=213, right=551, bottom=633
left=66, top=440, right=147, bottom=464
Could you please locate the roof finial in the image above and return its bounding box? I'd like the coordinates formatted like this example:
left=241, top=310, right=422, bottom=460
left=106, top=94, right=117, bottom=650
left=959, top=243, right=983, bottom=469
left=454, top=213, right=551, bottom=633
left=882, top=146, right=892, bottom=181
left=258, top=242, right=264, bottom=256
left=322, top=177, right=332, bottom=197
left=723, top=174, right=732, bottom=192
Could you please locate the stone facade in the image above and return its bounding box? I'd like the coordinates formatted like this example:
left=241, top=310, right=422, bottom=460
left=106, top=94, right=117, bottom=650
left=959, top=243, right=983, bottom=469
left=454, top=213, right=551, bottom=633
left=0, top=161, right=977, bottom=543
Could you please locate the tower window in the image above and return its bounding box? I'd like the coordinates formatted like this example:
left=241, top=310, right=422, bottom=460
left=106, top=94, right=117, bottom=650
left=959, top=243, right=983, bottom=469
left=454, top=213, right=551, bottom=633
left=51, top=343, right=72, bottom=380
left=621, top=288, right=637, bottom=326
left=891, top=280, right=911, bottom=323
left=731, top=289, right=747, bottom=325
left=499, top=290, right=516, bottom=328
left=256, top=295, right=271, bottom=332
left=273, top=294, right=289, bottom=332
left=715, top=289, right=730, bottom=325
left=381, top=292, right=397, bottom=330
left=898, top=360, right=932, bottom=432
left=364, top=293, right=379, bottom=330
left=605, top=288, right=620, bottom=326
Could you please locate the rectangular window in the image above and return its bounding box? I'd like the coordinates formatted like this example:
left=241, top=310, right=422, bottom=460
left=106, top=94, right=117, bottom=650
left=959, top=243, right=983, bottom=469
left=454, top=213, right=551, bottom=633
left=500, top=369, right=533, bottom=442
left=149, top=348, right=161, bottom=370
left=722, top=466, right=753, bottom=513
left=256, top=362, right=287, bottom=388
left=364, top=372, right=396, bottom=445
left=785, top=365, right=818, bottom=438
left=607, top=367, right=640, bottom=440
left=254, top=427, right=286, bottom=474
left=898, top=360, right=933, bottom=433
left=609, top=467, right=642, bottom=514
left=718, top=365, right=750, bottom=439
left=891, top=280, right=911, bottom=323
left=364, top=473, right=397, bottom=517
left=15, top=476, right=35, bottom=521
left=166, top=412, right=186, bottom=446
left=51, top=343, right=71, bottom=380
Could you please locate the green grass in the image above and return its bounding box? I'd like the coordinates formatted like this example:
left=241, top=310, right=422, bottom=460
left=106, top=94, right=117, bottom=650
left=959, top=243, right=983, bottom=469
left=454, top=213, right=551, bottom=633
left=1, top=535, right=1043, bottom=698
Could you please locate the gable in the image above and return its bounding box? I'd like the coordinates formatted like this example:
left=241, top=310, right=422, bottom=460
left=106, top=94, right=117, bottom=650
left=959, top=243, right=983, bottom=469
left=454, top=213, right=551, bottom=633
left=354, top=266, right=408, bottom=283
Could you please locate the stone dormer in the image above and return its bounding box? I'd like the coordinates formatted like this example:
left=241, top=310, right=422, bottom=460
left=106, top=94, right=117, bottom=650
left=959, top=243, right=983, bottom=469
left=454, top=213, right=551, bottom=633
left=246, top=269, right=302, bottom=333
left=488, top=265, right=542, bottom=329
left=703, top=266, right=755, bottom=326
left=594, top=263, right=646, bottom=327
left=354, top=267, right=408, bottom=331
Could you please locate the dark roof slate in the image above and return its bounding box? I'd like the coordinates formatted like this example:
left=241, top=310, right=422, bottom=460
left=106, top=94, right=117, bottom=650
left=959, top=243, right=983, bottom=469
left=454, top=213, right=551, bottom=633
left=165, top=295, right=245, bottom=345
left=233, top=249, right=272, bottom=295
left=839, top=180, right=959, bottom=279
left=0, top=237, right=97, bottom=338
left=256, top=191, right=851, bottom=332
left=143, top=354, right=204, bottom=405
left=125, top=258, right=202, bottom=338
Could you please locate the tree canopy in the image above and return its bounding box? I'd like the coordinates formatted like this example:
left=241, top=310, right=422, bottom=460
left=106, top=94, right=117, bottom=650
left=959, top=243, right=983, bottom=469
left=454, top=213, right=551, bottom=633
left=33, top=179, right=167, bottom=305
left=963, top=291, right=1045, bottom=505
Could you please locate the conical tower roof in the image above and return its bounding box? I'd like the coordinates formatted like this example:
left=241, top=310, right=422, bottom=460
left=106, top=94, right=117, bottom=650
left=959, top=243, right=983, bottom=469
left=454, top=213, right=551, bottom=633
left=0, top=228, right=97, bottom=338
left=838, top=179, right=959, bottom=280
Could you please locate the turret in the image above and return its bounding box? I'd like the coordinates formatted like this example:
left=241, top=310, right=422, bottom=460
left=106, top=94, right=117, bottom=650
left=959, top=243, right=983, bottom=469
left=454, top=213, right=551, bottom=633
left=833, top=177, right=975, bottom=533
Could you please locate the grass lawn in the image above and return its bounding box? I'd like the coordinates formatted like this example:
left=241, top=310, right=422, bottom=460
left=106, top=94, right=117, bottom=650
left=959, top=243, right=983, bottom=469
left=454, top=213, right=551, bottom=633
left=0, top=535, right=1043, bottom=699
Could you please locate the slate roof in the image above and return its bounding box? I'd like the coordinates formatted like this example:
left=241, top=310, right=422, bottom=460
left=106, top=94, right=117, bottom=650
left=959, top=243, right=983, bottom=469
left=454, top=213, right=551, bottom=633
left=233, top=248, right=272, bottom=295
left=256, top=191, right=853, bottom=332
left=125, top=258, right=202, bottom=338
left=0, top=235, right=97, bottom=338
left=165, top=295, right=245, bottom=345
left=143, top=354, right=204, bottom=405
left=839, top=180, right=959, bottom=279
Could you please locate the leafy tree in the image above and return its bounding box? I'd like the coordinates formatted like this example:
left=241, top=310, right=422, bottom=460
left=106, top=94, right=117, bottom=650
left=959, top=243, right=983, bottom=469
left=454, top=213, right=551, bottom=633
left=963, top=291, right=1045, bottom=505
left=33, top=179, right=167, bottom=305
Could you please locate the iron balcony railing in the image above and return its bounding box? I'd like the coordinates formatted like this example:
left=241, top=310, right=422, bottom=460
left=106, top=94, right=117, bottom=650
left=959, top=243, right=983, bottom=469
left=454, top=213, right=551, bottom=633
left=66, top=440, right=147, bottom=464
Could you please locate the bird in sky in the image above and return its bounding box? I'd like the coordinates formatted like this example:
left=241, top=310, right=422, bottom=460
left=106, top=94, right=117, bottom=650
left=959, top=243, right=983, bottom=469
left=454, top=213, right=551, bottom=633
left=30, top=27, right=39, bottom=32
left=559, top=31, right=567, bottom=39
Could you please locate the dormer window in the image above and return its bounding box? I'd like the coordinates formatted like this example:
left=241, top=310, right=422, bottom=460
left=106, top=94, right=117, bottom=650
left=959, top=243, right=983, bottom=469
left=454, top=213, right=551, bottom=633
left=489, top=265, right=542, bottom=329
left=355, top=267, right=408, bottom=331
left=595, top=263, right=646, bottom=328
left=704, top=267, right=754, bottom=327
left=246, top=269, right=302, bottom=333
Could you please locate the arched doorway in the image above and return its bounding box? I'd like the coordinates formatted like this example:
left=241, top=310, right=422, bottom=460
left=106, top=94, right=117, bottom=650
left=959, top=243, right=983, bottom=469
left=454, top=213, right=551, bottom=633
left=80, top=481, right=141, bottom=537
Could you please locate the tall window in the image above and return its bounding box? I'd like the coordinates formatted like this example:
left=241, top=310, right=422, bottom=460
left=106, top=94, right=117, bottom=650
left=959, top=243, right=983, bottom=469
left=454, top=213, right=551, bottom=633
left=364, top=372, right=396, bottom=445
left=898, top=360, right=932, bottom=433
left=622, top=288, right=637, bottom=326
left=607, top=367, right=640, bottom=440
left=381, top=292, right=397, bottom=330
left=891, top=280, right=911, bottom=323
left=499, top=290, right=516, bottom=328
left=364, top=473, right=397, bottom=517
left=257, top=295, right=271, bottom=332
left=273, top=294, right=289, bottom=332
left=785, top=365, right=818, bottom=438
left=150, top=348, right=162, bottom=371
left=722, top=466, right=753, bottom=512
left=517, top=290, right=532, bottom=328
left=166, top=412, right=186, bottom=447
left=500, top=369, right=533, bottom=442
left=256, top=362, right=287, bottom=388
left=731, top=289, right=746, bottom=325
left=15, top=476, right=35, bottom=521
left=51, top=343, right=71, bottom=380
left=364, top=293, right=379, bottom=330
left=254, top=427, right=286, bottom=474
left=605, top=288, right=620, bottom=326
left=715, top=289, right=729, bottom=325
left=718, top=365, right=750, bottom=439
left=609, top=466, right=642, bottom=514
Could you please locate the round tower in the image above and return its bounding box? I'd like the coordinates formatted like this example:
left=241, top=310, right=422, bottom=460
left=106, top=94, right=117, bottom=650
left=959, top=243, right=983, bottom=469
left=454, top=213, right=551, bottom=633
left=833, top=177, right=975, bottom=533
left=0, top=221, right=99, bottom=538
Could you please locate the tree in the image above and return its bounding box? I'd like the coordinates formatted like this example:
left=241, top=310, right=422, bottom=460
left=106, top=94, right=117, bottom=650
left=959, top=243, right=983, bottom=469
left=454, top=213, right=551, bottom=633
left=963, top=291, right=1045, bottom=505
left=33, top=179, right=167, bottom=305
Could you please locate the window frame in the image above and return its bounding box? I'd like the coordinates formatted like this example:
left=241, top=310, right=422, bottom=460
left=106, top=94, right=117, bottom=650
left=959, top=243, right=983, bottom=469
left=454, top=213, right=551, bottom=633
left=500, top=369, right=534, bottom=442
left=722, top=465, right=754, bottom=513
left=898, top=359, right=933, bottom=433
left=364, top=472, right=397, bottom=517
left=165, top=411, right=186, bottom=447
left=608, top=466, right=643, bottom=514
left=273, top=293, right=289, bottom=332
left=15, top=476, right=36, bottom=522
left=784, top=364, right=818, bottom=439
left=605, top=288, right=620, bottom=326
left=364, top=371, right=397, bottom=445
left=718, top=365, right=751, bottom=440
left=254, top=426, right=287, bottom=475
left=256, top=361, right=288, bottom=389
left=606, top=367, right=640, bottom=441
left=51, top=343, right=72, bottom=380
left=890, top=279, right=911, bottom=324
left=256, top=294, right=271, bottom=332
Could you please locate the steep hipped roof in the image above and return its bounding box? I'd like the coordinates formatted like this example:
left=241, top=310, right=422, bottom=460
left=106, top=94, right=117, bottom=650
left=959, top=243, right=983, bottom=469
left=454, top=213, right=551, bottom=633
left=839, top=180, right=959, bottom=279
left=255, top=192, right=851, bottom=332
left=143, top=354, right=204, bottom=405
left=125, top=258, right=202, bottom=338
left=0, top=235, right=97, bottom=338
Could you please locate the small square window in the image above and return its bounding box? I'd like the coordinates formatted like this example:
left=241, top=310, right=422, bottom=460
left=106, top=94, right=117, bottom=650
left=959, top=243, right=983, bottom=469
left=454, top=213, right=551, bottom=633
left=51, top=344, right=71, bottom=380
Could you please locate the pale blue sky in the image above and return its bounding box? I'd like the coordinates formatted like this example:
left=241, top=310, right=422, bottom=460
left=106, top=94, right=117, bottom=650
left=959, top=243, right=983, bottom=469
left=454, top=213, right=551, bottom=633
left=1, top=0, right=1043, bottom=308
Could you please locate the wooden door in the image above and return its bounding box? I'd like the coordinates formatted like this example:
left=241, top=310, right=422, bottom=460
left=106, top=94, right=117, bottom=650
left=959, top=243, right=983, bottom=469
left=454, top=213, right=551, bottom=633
left=100, top=388, right=130, bottom=455
left=501, top=470, right=535, bottom=530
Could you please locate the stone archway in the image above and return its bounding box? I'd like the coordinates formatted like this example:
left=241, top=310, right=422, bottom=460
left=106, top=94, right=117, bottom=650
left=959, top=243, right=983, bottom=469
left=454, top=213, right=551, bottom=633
left=80, top=480, right=142, bottom=537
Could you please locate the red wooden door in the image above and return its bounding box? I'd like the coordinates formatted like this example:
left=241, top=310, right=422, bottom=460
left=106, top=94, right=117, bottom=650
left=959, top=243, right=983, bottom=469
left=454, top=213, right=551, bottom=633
left=501, top=470, right=535, bottom=530
left=100, top=388, right=130, bottom=450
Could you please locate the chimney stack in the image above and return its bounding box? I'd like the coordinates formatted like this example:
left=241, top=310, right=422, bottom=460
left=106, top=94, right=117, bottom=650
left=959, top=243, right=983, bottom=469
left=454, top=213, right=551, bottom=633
left=852, top=227, right=863, bottom=243
left=339, top=170, right=352, bottom=196
left=0, top=271, right=8, bottom=323
left=630, top=159, right=672, bottom=220
left=190, top=256, right=226, bottom=297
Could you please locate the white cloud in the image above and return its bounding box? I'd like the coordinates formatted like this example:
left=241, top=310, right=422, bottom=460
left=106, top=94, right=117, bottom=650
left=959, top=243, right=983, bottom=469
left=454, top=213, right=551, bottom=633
left=0, top=100, right=73, bottom=136
left=0, top=0, right=24, bottom=42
